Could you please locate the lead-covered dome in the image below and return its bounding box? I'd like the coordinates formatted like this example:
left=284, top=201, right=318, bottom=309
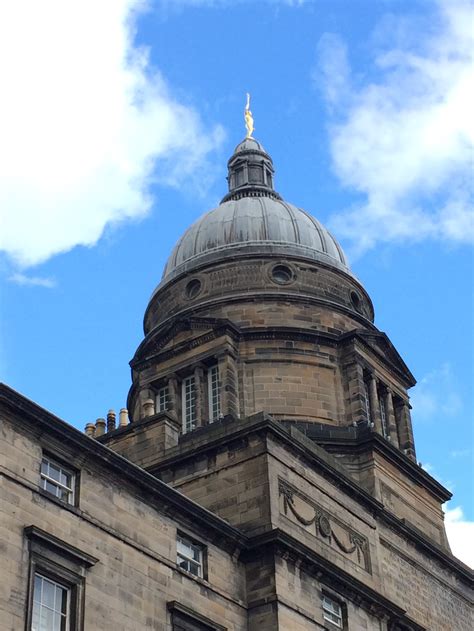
left=160, top=137, right=350, bottom=286
left=162, top=197, right=349, bottom=283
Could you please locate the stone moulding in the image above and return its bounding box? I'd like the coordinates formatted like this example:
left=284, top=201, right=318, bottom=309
left=278, top=478, right=371, bottom=573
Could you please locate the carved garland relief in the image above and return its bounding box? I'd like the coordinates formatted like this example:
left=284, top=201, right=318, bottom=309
left=279, top=479, right=371, bottom=573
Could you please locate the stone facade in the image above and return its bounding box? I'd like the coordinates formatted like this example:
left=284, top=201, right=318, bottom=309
left=0, top=136, right=472, bottom=630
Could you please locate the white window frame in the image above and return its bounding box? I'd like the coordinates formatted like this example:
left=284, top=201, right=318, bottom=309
left=207, top=365, right=221, bottom=422
left=181, top=376, right=196, bottom=433
left=40, top=456, right=75, bottom=505
left=31, top=572, right=70, bottom=631
left=156, top=385, right=170, bottom=413
left=176, top=534, right=204, bottom=578
left=322, top=594, right=343, bottom=628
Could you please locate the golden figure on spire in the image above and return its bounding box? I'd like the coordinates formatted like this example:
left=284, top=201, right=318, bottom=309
left=244, top=92, right=254, bottom=138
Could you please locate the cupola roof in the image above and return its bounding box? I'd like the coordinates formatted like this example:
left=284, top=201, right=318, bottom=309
left=159, top=136, right=351, bottom=287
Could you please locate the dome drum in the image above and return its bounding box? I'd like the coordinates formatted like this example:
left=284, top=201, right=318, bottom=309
left=144, top=253, right=374, bottom=335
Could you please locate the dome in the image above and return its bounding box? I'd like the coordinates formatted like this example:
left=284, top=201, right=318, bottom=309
left=161, top=197, right=349, bottom=283
left=159, top=136, right=351, bottom=288
left=233, top=137, right=267, bottom=153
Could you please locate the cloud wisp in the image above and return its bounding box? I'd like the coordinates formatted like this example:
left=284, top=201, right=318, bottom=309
left=410, top=362, right=462, bottom=422
left=8, top=273, right=56, bottom=289
left=316, top=0, right=474, bottom=255
left=158, top=0, right=308, bottom=8
left=0, top=1, right=223, bottom=268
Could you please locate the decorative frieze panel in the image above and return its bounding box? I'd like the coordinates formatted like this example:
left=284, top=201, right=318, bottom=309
left=278, top=479, right=371, bottom=573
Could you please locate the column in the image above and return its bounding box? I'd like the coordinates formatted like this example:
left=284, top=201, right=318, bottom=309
left=385, top=389, right=399, bottom=447
left=193, top=365, right=205, bottom=428
left=345, top=361, right=367, bottom=424
left=397, top=401, right=416, bottom=460
left=369, top=374, right=382, bottom=434
left=167, top=374, right=179, bottom=422
left=218, top=351, right=239, bottom=418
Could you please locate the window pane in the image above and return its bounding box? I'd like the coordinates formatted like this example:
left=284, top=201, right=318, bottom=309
left=43, top=578, right=55, bottom=609
left=45, top=480, right=57, bottom=495
left=182, top=377, right=196, bottom=433
left=60, top=471, right=70, bottom=487
left=32, top=601, right=41, bottom=629
left=48, top=463, right=61, bottom=483
left=177, top=536, right=203, bottom=578
left=323, top=595, right=342, bottom=627
left=157, top=386, right=169, bottom=412
left=42, top=606, right=55, bottom=630
left=40, top=457, right=74, bottom=504
left=32, top=574, right=69, bottom=631
left=208, top=366, right=221, bottom=422
left=58, top=487, right=70, bottom=502
left=33, top=575, right=43, bottom=603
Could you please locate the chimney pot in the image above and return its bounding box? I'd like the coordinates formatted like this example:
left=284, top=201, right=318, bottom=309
left=85, top=423, right=96, bottom=438
left=95, top=418, right=106, bottom=436
left=107, top=409, right=116, bottom=432
left=119, top=408, right=129, bottom=427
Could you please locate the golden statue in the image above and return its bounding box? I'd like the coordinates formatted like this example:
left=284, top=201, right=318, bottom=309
left=244, top=92, right=254, bottom=138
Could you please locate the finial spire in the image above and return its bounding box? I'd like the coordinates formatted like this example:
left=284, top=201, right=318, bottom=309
left=244, top=93, right=254, bottom=138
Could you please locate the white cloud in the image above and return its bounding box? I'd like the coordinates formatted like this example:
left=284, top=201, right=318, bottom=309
left=444, top=506, right=474, bottom=568
left=0, top=1, right=224, bottom=268
left=316, top=0, right=474, bottom=255
left=8, top=273, right=56, bottom=289
left=410, top=362, right=462, bottom=422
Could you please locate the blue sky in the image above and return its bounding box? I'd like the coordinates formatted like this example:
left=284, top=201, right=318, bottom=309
left=0, top=0, right=472, bottom=565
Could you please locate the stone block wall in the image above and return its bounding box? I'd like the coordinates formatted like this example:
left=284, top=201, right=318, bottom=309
left=0, top=414, right=247, bottom=631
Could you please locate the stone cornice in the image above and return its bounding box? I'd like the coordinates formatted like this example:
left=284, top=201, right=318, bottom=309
left=145, top=287, right=377, bottom=339
left=131, top=317, right=241, bottom=370
left=150, top=414, right=472, bottom=583
left=25, top=525, right=99, bottom=568
left=244, top=528, right=427, bottom=630
left=317, top=428, right=451, bottom=503
left=2, top=383, right=470, bottom=587
left=0, top=383, right=247, bottom=553
left=340, top=329, right=416, bottom=388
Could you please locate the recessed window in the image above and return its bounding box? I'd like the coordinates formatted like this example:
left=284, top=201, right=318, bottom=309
left=168, top=601, right=225, bottom=631
left=185, top=279, right=202, bottom=300
left=156, top=386, right=170, bottom=413
left=379, top=392, right=389, bottom=438
left=182, top=376, right=197, bottom=433
left=322, top=594, right=343, bottom=628
left=363, top=381, right=371, bottom=424
left=176, top=534, right=204, bottom=578
left=208, top=365, right=221, bottom=422
left=25, top=525, right=98, bottom=631
left=271, top=264, right=293, bottom=285
left=40, top=457, right=75, bottom=505
left=350, top=290, right=363, bottom=313
left=32, top=573, right=69, bottom=631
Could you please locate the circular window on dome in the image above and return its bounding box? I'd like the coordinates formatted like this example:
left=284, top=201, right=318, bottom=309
left=350, top=290, right=363, bottom=314
left=185, top=278, right=202, bottom=300
left=271, top=264, right=294, bottom=285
